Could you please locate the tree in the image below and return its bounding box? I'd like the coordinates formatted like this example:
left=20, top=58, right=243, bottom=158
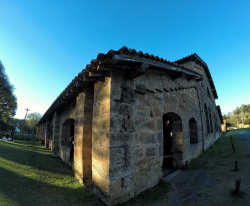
left=222, top=114, right=228, bottom=120
left=244, top=118, right=250, bottom=125
left=0, top=60, right=17, bottom=123
left=26, top=112, right=42, bottom=133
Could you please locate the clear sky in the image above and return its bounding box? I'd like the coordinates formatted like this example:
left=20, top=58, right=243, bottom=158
left=0, top=0, right=250, bottom=119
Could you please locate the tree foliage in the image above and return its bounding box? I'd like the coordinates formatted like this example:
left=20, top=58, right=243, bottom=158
left=8, top=113, right=42, bottom=133
left=0, top=60, right=17, bottom=122
left=223, top=104, right=250, bottom=126
left=26, top=112, right=42, bottom=133
left=244, top=118, right=250, bottom=125
left=0, top=119, right=15, bottom=131
left=233, top=104, right=250, bottom=115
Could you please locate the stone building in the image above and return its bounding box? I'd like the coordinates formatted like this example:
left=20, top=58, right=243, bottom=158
left=37, top=46, right=223, bottom=205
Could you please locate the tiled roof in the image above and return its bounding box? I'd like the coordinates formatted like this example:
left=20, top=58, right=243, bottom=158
left=175, top=53, right=218, bottom=99
left=39, top=47, right=206, bottom=123
left=95, top=47, right=203, bottom=74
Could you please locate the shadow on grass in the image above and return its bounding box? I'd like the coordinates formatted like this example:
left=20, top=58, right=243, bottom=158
left=0, top=139, right=47, bottom=152
left=0, top=140, right=70, bottom=176
left=0, top=166, right=104, bottom=206
left=229, top=188, right=246, bottom=199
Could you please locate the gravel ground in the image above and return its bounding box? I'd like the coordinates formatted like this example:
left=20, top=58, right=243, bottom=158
left=154, top=130, right=250, bottom=206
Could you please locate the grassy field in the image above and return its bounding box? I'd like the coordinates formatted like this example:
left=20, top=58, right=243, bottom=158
left=0, top=135, right=171, bottom=206
left=1, top=130, right=249, bottom=206
left=0, top=136, right=104, bottom=206
left=189, top=128, right=250, bottom=171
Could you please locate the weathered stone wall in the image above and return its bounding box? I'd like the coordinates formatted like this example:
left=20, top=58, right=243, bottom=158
left=51, top=112, right=60, bottom=157
left=92, top=76, right=112, bottom=203
left=60, top=145, right=71, bottom=162
left=49, top=140, right=52, bottom=149
left=109, top=71, right=136, bottom=204
left=95, top=67, right=222, bottom=205
left=36, top=49, right=223, bottom=206
left=179, top=61, right=222, bottom=150
left=41, top=122, right=46, bottom=143
left=36, top=125, right=41, bottom=141
left=74, top=85, right=93, bottom=185
left=133, top=71, right=203, bottom=195
left=45, top=119, right=50, bottom=148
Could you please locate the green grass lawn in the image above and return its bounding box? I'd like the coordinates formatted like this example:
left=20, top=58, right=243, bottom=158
left=4, top=129, right=246, bottom=206
left=0, top=135, right=172, bottom=206
left=0, top=137, right=104, bottom=206
left=189, top=128, right=250, bottom=171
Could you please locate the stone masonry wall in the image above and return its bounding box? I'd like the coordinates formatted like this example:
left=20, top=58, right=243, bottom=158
left=36, top=60, right=222, bottom=206
left=109, top=71, right=136, bottom=204
left=178, top=61, right=222, bottom=150
left=45, top=119, right=51, bottom=148
left=92, top=76, right=112, bottom=203
left=74, top=85, right=93, bottom=185
left=133, top=71, right=203, bottom=195
left=41, top=122, right=46, bottom=143
left=104, top=69, right=206, bottom=204
left=51, top=112, right=60, bottom=157
left=36, top=125, right=41, bottom=142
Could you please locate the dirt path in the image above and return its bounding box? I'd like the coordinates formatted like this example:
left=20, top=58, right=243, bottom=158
left=155, top=130, right=250, bottom=206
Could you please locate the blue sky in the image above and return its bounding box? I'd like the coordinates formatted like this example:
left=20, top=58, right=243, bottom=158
left=0, top=0, right=250, bottom=119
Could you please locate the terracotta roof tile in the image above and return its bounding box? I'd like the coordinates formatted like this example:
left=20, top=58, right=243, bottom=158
left=39, top=46, right=214, bottom=123
left=175, top=53, right=218, bottom=99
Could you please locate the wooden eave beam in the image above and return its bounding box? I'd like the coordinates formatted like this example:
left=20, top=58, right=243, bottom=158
left=97, top=64, right=131, bottom=71
left=76, top=81, right=85, bottom=88
left=170, top=72, right=183, bottom=80
left=57, top=100, right=67, bottom=105
left=63, top=95, right=75, bottom=100
left=111, top=54, right=203, bottom=79
left=70, top=87, right=82, bottom=93
left=66, top=92, right=77, bottom=97
left=89, top=71, right=105, bottom=77
left=187, top=75, right=195, bottom=81
left=83, top=76, right=98, bottom=82
left=127, top=63, right=150, bottom=79
left=195, top=77, right=203, bottom=82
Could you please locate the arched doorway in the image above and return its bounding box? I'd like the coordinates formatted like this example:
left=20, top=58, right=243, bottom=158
left=162, top=112, right=183, bottom=172
left=62, top=118, right=75, bottom=147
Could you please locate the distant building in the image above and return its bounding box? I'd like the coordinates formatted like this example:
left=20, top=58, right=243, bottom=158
left=238, top=123, right=249, bottom=128
left=221, top=119, right=227, bottom=132
left=15, top=127, right=20, bottom=132
left=37, top=47, right=223, bottom=205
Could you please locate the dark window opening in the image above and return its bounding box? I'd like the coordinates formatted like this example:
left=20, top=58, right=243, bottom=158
left=62, top=118, right=75, bottom=146
left=204, top=104, right=210, bottom=134
left=209, top=108, right=213, bottom=133
left=162, top=112, right=183, bottom=172
left=162, top=115, right=173, bottom=168
left=189, top=118, right=198, bottom=144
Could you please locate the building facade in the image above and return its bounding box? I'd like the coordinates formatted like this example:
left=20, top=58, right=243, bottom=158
left=37, top=47, right=223, bottom=205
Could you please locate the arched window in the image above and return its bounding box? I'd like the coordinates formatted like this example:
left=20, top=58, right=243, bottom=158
left=61, top=118, right=75, bottom=146
left=189, top=118, right=198, bottom=144
left=204, top=104, right=210, bottom=134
